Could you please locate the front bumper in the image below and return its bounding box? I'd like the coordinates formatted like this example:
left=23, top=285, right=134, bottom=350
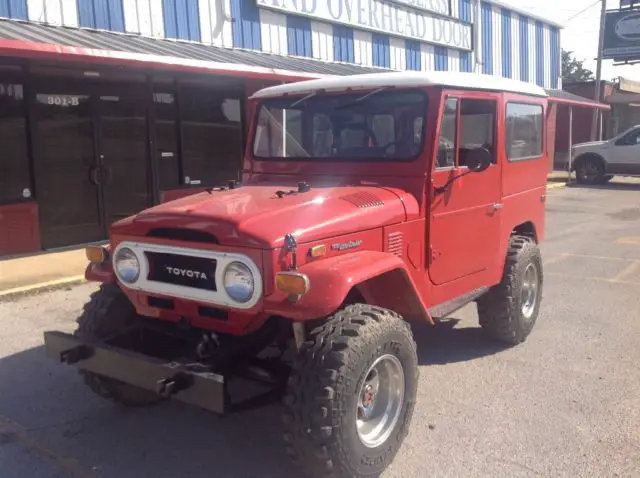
left=44, top=331, right=227, bottom=413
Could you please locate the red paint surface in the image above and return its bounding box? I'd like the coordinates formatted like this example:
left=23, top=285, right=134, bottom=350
left=0, top=202, right=40, bottom=257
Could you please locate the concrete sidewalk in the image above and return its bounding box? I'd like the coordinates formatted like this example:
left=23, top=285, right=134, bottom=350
left=0, top=248, right=88, bottom=299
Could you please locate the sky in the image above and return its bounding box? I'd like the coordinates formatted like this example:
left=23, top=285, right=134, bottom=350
left=505, top=0, right=639, bottom=82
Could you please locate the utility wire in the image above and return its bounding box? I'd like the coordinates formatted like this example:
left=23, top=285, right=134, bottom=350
left=563, top=0, right=601, bottom=22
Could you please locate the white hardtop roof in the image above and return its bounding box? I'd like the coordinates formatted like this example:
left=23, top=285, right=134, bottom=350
left=250, top=71, right=549, bottom=100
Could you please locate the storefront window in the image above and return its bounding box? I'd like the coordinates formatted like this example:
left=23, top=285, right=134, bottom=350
left=179, top=86, right=242, bottom=186
left=153, top=90, right=181, bottom=190
left=0, top=83, right=30, bottom=204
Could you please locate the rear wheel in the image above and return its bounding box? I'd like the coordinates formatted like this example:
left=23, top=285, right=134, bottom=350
left=575, top=155, right=605, bottom=184
left=282, top=304, right=418, bottom=478
left=477, top=235, right=543, bottom=345
left=75, top=283, right=164, bottom=407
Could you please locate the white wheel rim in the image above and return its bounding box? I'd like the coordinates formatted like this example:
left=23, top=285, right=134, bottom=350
left=356, top=354, right=405, bottom=448
left=521, top=262, right=539, bottom=319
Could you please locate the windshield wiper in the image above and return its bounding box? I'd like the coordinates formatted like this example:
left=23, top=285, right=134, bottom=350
left=290, top=91, right=317, bottom=108
left=334, top=86, right=390, bottom=110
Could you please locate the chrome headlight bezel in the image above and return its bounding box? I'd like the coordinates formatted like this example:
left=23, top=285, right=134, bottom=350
left=223, top=261, right=255, bottom=303
left=113, top=246, right=141, bottom=284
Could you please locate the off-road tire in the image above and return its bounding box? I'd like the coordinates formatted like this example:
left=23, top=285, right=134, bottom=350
left=476, top=235, right=543, bottom=345
left=575, top=155, right=606, bottom=185
left=282, top=304, right=418, bottom=478
left=75, top=283, right=164, bottom=407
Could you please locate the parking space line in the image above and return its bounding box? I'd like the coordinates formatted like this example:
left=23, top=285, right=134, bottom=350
left=552, top=252, right=640, bottom=262
left=0, top=416, right=96, bottom=478
left=544, top=253, right=570, bottom=265
left=611, top=261, right=640, bottom=282
left=615, top=237, right=640, bottom=245
left=546, top=272, right=640, bottom=286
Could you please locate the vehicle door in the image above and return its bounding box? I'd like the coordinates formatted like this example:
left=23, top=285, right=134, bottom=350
left=610, top=126, right=640, bottom=175
left=428, top=92, right=502, bottom=286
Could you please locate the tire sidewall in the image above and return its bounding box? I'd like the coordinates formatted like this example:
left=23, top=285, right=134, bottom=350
left=340, top=326, right=418, bottom=476
left=512, top=243, right=543, bottom=335
left=576, top=157, right=604, bottom=184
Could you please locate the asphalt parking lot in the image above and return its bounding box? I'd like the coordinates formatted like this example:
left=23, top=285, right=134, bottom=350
left=1, top=180, right=640, bottom=478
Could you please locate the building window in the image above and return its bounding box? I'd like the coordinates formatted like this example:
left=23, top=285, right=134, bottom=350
left=162, top=0, right=201, bottom=41
left=333, top=25, right=354, bottom=63
left=153, top=89, right=181, bottom=190
left=372, top=33, right=390, bottom=68
left=481, top=2, right=493, bottom=75
left=231, top=0, right=261, bottom=50
left=179, top=85, right=242, bottom=187
left=434, top=46, right=448, bottom=71
left=77, top=0, right=125, bottom=31
left=0, top=83, right=30, bottom=204
left=506, top=102, right=543, bottom=161
left=287, top=15, right=312, bottom=58
left=405, top=40, right=421, bottom=71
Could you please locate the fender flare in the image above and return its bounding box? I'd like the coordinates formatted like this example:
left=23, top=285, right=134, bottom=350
left=267, top=250, right=433, bottom=324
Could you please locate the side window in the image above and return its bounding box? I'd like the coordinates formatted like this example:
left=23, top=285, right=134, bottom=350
left=0, top=83, right=30, bottom=204
left=458, top=98, right=496, bottom=167
left=506, top=102, right=543, bottom=161
left=619, top=129, right=640, bottom=146
left=436, top=97, right=457, bottom=168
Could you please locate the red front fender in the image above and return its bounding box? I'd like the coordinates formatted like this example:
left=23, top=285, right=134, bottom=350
left=263, top=250, right=433, bottom=324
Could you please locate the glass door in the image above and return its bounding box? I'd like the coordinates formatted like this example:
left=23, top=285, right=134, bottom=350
left=95, top=85, right=151, bottom=226
left=32, top=83, right=105, bottom=249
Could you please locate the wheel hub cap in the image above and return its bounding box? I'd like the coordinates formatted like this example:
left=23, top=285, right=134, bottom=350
left=521, top=262, right=539, bottom=319
left=356, top=354, right=405, bottom=448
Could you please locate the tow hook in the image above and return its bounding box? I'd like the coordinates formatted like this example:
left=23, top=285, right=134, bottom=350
left=156, top=373, right=194, bottom=397
left=59, top=345, right=94, bottom=364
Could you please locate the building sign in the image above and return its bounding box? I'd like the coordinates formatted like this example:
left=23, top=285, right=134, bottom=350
left=257, top=0, right=473, bottom=51
left=603, top=9, right=640, bottom=60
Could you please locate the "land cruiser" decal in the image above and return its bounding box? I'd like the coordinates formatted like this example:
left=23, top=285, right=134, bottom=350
left=331, top=240, right=363, bottom=251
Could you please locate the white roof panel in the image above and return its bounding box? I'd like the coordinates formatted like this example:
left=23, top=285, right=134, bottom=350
left=250, top=71, right=549, bottom=99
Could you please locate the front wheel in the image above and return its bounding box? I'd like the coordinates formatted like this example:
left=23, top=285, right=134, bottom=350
left=476, top=235, right=543, bottom=345
left=282, top=304, right=418, bottom=478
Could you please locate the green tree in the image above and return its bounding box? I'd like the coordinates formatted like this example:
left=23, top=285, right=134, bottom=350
left=562, top=50, right=595, bottom=83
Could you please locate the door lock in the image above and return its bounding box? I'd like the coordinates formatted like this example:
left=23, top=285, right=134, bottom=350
left=491, top=203, right=504, bottom=210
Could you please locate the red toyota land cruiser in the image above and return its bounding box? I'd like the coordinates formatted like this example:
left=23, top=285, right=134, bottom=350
left=44, top=71, right=549, bottom=478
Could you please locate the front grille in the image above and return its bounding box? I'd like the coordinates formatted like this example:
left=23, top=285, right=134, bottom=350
left=145, top=252, right=217, bottom=291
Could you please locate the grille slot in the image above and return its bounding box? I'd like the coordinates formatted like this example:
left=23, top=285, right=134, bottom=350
left=148, top=296, right=174, bottom=310
left=145, top=252, right=217, bottom=291
left=340, top=192, right=384, bottom=208
left=387, top=232, right=404, bottom=257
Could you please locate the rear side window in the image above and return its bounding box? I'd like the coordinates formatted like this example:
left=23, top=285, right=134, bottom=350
left=506, top=102, right=543, bottom=161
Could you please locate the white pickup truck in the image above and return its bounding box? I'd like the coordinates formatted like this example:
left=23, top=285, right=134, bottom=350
left=571, top=125, right=640, bottom=184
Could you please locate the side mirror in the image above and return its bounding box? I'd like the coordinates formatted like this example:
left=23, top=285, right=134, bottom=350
left=466, top=147, right=492, bottom=173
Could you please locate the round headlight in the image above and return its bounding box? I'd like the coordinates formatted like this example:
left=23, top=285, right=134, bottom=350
left=223, top=262, right=254, bottom=303
left=114, top=247, right=140, bottom=284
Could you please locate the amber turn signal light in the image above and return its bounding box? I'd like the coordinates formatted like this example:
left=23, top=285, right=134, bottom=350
left=86, top=246, right=109, bottom=264
left=275, top=272, right=310, bottom=296
left=309, top=245, right=327, bottom=258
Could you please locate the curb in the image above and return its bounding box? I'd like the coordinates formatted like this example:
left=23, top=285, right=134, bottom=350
left=0, top=275, right=87, bottom=302
left=547, top=182, right=567, bottom=190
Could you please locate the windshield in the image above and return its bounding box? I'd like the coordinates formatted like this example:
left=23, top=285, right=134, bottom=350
left=252, top=89, right=427, bottom=161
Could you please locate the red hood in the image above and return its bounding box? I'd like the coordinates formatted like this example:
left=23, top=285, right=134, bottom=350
left=112, top=183, right=417, bottom=248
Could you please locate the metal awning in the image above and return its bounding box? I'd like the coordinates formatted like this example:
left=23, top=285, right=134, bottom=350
left=545, top=89, right=611, bottom=110
left=0, top=17, right=387, bottom=81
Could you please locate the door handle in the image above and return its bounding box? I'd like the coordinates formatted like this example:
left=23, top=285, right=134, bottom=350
left=491, top=203, right=504, bottom=210
left=89, top=166, right=100, bottom=185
